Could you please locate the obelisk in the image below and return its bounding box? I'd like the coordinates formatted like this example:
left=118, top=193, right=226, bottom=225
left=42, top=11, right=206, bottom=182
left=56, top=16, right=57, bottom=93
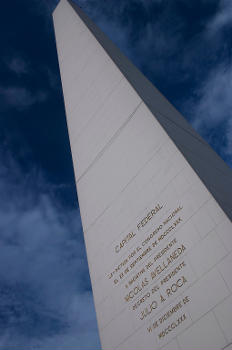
left=53, top=1, right=232, bottom=349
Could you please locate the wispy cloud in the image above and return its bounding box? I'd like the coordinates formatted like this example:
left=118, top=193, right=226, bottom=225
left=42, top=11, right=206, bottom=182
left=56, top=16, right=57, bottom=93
left=7, top=57, right=29, bottom=75
left=185, top=0, right=232, bottom=164
left=189, top=63, right=232, bottom=161
left=86, top=0, right=232, bottom=165
left=44, top=66, right=60, bottom=90
left=192, top=64, right=232, bottom=129
left=207, top=0, right=232, bottom=34
left=0, top=86, right=47, bottom=110
left=0, top=151, right=100, bottom=349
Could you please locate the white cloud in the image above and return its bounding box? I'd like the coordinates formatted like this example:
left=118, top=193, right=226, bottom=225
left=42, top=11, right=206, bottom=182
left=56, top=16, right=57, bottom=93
left=193, top=65, right=232, bottom=127
left=188, top=63, right=232, bottom=158
left=0, top=152, right=100, bottom=349
left=185, top=0, right=232, bottom=160
left=207, top=0, right=232, bottom=34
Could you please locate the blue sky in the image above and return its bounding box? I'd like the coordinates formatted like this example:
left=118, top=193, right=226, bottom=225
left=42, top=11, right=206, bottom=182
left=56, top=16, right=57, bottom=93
left=0, top=0, right=231, bottom=348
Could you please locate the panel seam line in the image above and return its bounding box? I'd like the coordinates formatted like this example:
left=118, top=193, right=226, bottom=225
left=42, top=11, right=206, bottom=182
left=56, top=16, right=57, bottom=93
left=76, top=100, right=143, bottom=184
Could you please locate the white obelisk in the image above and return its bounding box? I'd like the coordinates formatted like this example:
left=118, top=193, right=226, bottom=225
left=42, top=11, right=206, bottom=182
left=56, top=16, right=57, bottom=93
left=53, top=1, right=232, bottom=349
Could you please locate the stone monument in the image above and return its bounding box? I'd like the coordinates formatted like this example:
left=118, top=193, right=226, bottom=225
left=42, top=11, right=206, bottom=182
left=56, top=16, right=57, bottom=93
left=53, top=0, right=232, bottom=349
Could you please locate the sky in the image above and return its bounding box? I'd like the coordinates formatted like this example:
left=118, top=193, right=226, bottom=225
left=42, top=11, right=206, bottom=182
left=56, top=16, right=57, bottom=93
left=0, top=0, right=231, bottom=349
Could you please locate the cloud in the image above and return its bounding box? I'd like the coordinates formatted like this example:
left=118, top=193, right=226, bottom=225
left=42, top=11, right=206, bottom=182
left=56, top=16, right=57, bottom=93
left=44, top=66, right=60, bottom=90
left=192, top=65, right=232, bottom=128
left=75, top=0, right=213, bottom=87
left=0, top=86, right=47, bottom=110
left=0, top=0, right=231, bottom=349
left=189, top=63, right=232, bottom=161
left=91, top=0, right=232, bottom=165
left=0, top=150, right=100, bottom=349
left=183, top=0, right=232, bottom=164
left=7, top=57, right=29, bottom=75
left=207, top=0, right=232, bottom=34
